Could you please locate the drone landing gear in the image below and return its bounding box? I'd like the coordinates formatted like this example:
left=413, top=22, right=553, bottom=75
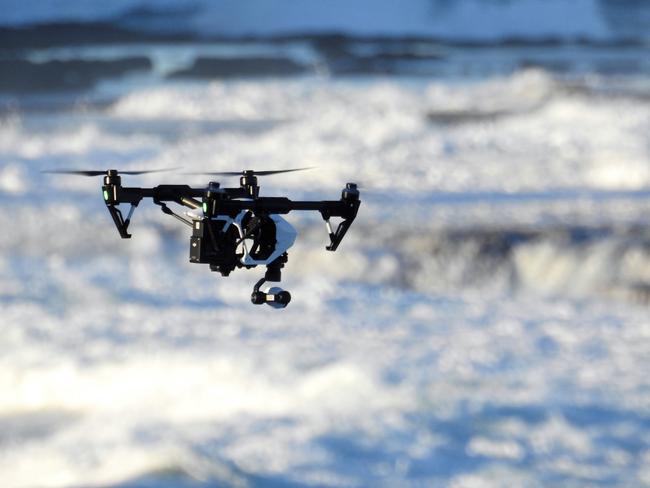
left=106, top=202, right=137, bottom=238
left=251, top=253, right=291, bottom=308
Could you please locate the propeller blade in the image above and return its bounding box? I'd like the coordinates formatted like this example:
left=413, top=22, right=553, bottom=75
left=185, top=167, right=314, bottom=176
left=253, top=167, right=314, bottom=176
left=42, top=168, right=178, bottom=176
left=42, top=169, right=108, bottom=176
left=194, top=171, right=244, bottom=176
left=120, top=168, right=179, bottom=175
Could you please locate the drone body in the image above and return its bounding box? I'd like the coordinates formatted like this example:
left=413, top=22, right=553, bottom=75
left=54, top=169, right=360, bottom=308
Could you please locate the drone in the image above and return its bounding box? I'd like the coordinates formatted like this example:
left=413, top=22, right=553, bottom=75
left=46, top=168, right=360, bottom=308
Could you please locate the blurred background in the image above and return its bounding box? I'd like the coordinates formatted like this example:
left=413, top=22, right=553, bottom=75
left=1, top=1, right=649, bottom=486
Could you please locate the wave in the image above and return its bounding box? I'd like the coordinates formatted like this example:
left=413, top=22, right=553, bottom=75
left=403, top=226, right=650, bottom=303
left=284, top=221, right=650, bottom=306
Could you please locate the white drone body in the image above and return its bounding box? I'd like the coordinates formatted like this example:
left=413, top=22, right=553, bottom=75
left=230, top=211, right=297, bottom=266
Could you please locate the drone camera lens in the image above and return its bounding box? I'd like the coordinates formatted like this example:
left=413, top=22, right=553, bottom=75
left=277, top=291, right=291, bottom=305
left=251, top=291, right=266, bottom=305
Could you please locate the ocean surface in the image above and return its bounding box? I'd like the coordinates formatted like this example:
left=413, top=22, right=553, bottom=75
left=1, top=2, right=650, bottom=487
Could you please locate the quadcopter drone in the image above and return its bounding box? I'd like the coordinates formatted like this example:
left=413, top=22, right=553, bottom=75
left=46, top=168, right=360, bottom=308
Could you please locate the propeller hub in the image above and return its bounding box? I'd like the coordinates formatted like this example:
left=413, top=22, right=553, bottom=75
left=240, top=173, right=259, bottom=198
left=342, top=182, right=360, bottom=201
left=104, top=171, right=121, bottom=186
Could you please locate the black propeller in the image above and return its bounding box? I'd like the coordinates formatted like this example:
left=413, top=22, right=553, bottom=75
left=43, top=168, right=178, bottom=176
left=186, top=167, right=314, bottom=176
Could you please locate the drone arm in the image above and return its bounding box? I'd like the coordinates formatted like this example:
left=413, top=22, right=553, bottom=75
left=103, top=185, right=203, bottom=237
left=102, top=185, right=143, bottom=239
left=151, top=190, right=202, bottom=228
left=209, top=183, right=360, bottom=251
left=108, top=185, right=204, bottom=204
left=322, top=214, right=354, bottom=251
left=318, top=183, right=360, bottom=251
left=156, top=201, right=193, bottom=227
left=104, top=181, right=360, bottom=249
left=266, top=197, right=360, bottom=251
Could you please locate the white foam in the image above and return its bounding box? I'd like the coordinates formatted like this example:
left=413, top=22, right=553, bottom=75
left=2, top=66, right=650, bottom=487
left=107, top=72, right=650, bottom=201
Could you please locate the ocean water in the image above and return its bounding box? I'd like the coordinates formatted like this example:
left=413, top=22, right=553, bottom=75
left=1, top=0, right=649, bottom=41
left=1, top=4, right=650, bottom=487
